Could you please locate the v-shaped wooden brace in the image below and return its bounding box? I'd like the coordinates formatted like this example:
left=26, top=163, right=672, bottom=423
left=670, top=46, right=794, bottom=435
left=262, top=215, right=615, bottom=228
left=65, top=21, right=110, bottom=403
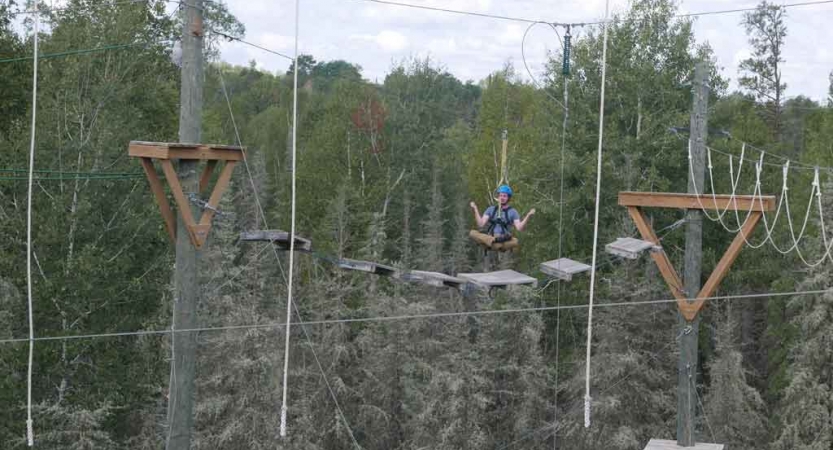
left=619, top=192, right=777, bottom=322
left=129, top=141, right=244, bottom=249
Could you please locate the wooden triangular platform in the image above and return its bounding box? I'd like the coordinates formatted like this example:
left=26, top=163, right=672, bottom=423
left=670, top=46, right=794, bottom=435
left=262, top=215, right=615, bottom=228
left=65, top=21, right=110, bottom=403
left=619, top=191, right=776, bottom=321
left=130, top=141, right=244, bottom=249
left=457, top=270, right=537, bottom=288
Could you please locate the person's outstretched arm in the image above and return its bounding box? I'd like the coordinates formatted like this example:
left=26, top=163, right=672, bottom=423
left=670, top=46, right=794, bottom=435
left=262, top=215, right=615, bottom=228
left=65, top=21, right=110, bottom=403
left=513, top=208, right=536, bottom=232
left=470, top=202, right=490, bottom=228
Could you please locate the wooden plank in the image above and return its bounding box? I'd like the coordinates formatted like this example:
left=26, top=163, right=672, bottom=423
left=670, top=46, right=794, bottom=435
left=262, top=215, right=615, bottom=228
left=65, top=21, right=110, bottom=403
left=605, top=237, right=659, bottom=259
left=619, top=191, right=776, bottom=212
left=337, top=258, right=397, bottom=277
left=628, top=207, right=688, bottom=307
left=540, top=258, right=591, bottom=281
left=239, top=230, right=312, bottom=252
left=199, top=160, right=217, bottom=193
left=198, top=161, right=236, bottom=227
left=399, top=270, right=466, bottom=289
left=688, top=211, right=763, bottom=320
left=160, top=159, right=203, bottom=248
left=644, top=439, right=723, bottom=450
left=129, top=141, right=244, bottom=161
left=457, top=270, right=538, bottom=287
left=139, top=158, right=176, bottom=243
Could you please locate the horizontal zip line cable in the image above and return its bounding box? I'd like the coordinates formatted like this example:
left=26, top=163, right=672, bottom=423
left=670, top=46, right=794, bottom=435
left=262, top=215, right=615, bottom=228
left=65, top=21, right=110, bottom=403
left=210, top=29, right=294, bottom=60
left=0, top=287, right=831, bottom=345
left=0, top=43, right=149, bottom=64
left=0, top=176, right=144, bottom=181
left=353, top=0, right=833, bottom=25
left=0, top=169, right=143, bottom=175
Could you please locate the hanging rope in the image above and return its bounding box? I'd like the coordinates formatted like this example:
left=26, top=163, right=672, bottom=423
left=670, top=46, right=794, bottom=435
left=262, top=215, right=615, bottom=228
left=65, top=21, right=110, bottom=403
left=25, top=9, right=40, bottom=447
left=552, top=31, right=571, bottom=448
left=279, top=0, right=301, bottom=437
left=688, top=141, right=833, bottom=266
left=584, top=0, right=611, bottom=429
left=499, top=129, right=509, bottom=186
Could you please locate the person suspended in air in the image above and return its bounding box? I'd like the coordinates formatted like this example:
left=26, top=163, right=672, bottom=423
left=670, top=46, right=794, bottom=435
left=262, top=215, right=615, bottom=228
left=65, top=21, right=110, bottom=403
left=469, top=184, right=535, bottom=252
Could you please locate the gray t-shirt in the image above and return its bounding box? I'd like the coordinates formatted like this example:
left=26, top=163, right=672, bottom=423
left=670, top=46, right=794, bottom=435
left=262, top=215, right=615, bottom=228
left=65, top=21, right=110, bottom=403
left=484, top=205, right=520, bottom=236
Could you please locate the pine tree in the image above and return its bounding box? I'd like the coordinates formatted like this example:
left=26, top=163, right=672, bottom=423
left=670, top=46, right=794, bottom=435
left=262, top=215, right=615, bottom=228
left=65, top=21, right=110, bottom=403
left=772, top=181, right=833, bottom=449
left=739, top=1, right=788, bottom=138
left=703, top=303, right=768, bottom=449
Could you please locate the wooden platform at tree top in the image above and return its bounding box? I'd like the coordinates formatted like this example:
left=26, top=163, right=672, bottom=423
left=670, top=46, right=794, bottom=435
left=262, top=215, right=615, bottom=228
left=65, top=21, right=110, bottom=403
left=619, top=191, right=776, bottom=212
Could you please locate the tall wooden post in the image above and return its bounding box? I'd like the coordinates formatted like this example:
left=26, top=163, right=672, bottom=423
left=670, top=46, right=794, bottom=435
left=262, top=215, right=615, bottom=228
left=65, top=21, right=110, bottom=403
left=678, top=61, right=708, bottom=447
left=166, top=2, right=203, bottom=449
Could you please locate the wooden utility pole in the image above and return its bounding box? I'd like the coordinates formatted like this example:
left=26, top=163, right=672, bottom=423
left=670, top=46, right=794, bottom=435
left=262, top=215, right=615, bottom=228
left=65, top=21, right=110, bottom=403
left=167, top=1, right=203, bottom=449
left=678, top=61, right=708, bottom=447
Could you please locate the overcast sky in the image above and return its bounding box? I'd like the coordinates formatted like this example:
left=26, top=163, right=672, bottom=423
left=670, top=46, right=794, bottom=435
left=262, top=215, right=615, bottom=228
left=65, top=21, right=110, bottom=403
left=178, top=0, right=832, bottom=102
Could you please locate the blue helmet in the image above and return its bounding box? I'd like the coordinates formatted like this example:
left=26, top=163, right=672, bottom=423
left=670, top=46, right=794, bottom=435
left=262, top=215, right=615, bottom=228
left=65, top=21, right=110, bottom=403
left=496, top=184, right=513, bottom=197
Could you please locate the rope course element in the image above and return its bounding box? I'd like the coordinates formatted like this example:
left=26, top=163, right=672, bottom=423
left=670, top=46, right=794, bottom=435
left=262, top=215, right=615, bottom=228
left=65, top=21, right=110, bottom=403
left=211, top=29, right=293, bottom=60
left=583, top=0, right=611, bottom=428
left=0, top=43, right=147, bottom=64
left=686, top=139, right=833, bottom=268
left=521, top=21, right=567, bottom=111
left=0, top=287, right=832, bottom=346
left=24, top=10, right=40, bottom=447
left=280, top=0, right=301, bottom=437
left=354, top=0, right=833, bottom=25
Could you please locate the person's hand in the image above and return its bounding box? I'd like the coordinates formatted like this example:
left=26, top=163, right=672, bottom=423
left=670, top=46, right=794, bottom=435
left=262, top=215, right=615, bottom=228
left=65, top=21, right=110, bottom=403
left=527, top=208, right=536, bottom=216
left=470, top=202, right=478, bottom=210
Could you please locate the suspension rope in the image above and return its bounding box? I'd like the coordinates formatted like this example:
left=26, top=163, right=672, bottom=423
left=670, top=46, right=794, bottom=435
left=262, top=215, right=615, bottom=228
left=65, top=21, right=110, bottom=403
left=25, top=9, right=40, bottom=447
left=583, top=0, right=610, bottom=429
left=2, top=287, right=833, bottom=346
left=552, top=28, right=571, bottom=450
left=215, top=26, right=361, bottom=450
left=499, top=129, right=509, bottom=186
left=280, top=0, right=301, bottom=437
left=688, top=141, right=833, bottom=266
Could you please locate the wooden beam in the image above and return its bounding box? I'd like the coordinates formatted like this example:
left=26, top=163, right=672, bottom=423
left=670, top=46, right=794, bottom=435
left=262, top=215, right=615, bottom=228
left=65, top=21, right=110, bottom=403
left=619, top=191, right=776, bottom=212
left=160, top=159, right=207, bottom=248
left=686, top=211, right=763, bottom=320
left=627, top=207, right=689, bottom=310
left=198, top=160, right=217, bottom=193
left=198, top=161, right=236, bottom=227
left=140, top=158, right=176, bottom=243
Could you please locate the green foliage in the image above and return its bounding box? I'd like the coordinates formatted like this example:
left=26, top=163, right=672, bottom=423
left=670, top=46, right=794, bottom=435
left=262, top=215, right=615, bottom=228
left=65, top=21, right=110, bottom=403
left=2, top=0, right=833, bottom=447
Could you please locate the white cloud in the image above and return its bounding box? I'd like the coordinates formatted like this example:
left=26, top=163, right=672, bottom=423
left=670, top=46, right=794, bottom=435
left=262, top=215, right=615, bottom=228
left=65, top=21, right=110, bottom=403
left=199, top=0, right=833, bottom=100
left=349, top=30, right=409, bottom=53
